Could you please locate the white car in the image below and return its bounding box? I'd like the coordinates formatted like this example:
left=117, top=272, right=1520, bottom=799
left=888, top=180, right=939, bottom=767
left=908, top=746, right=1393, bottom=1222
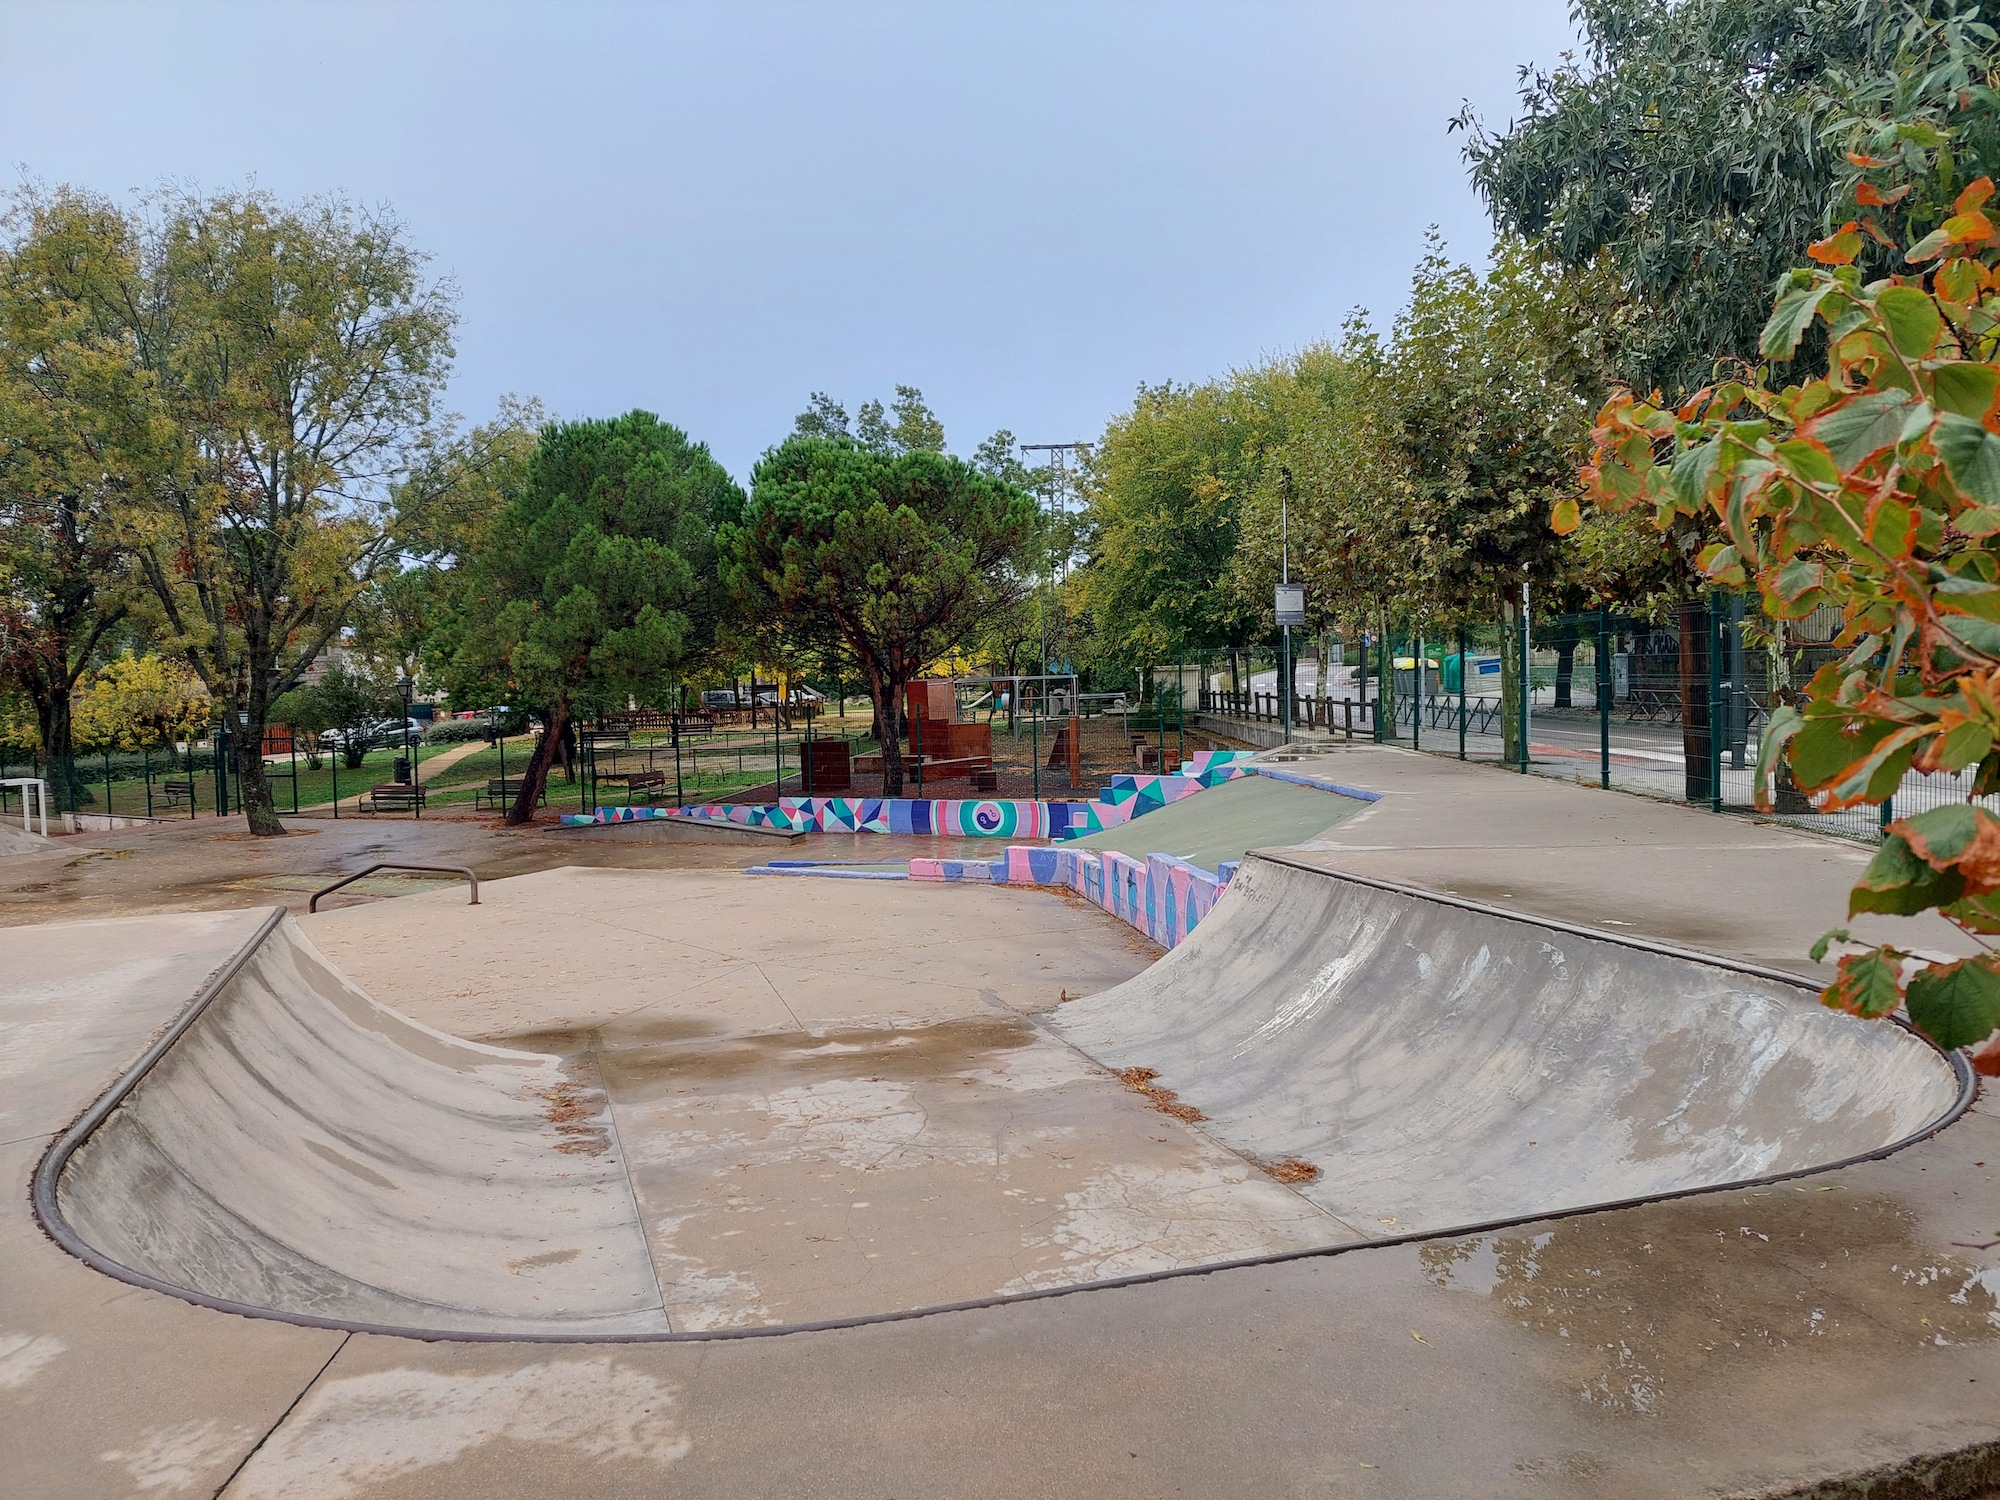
left=320, top=718, right=423, bottom=750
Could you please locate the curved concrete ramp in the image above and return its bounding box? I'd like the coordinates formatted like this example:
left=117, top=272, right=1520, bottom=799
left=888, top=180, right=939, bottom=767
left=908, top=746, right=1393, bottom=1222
left=53, top=915, right=668, bottom=1336
left=1051, top=854, right=1965, bottom=1237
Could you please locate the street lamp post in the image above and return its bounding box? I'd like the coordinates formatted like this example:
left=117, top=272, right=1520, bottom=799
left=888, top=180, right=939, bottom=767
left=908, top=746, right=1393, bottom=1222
left=1275, top=469, right=1304, bottom=745
left=397, top=677, right=417, bottom=818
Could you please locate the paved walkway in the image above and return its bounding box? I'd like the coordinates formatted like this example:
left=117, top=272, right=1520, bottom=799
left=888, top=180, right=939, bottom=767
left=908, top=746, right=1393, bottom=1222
left=4, top=746, right=1997, bottom=1498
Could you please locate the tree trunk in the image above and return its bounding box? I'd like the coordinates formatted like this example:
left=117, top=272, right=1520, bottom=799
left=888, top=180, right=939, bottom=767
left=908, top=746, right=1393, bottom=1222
left=867, top=662, right=908, bottom=797
left=30, top=682, right=84, bottom=815
left=1553, top=637, right=1576, bottom=709
left=556, top=717, right=577, bottom=781
left=1678, top=599, right=1714, bottom=803
left=1500, top=597, right=1523, bottom=765
left=234, top=724, right=286, bottom=835
left=508, top=702, right=568, bottom=826
left=1377, top=610, right=1399, bottom=743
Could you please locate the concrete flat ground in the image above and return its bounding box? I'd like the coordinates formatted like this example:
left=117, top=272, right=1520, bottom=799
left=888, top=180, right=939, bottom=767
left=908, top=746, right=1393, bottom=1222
left=301, top=867, right=1342, bottom=1328
left=5, top=746, right=2000, bottom=1498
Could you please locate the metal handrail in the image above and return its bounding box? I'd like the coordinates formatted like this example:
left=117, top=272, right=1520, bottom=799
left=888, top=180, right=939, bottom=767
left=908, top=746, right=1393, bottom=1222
left=308, top=861, right=479, bottom=913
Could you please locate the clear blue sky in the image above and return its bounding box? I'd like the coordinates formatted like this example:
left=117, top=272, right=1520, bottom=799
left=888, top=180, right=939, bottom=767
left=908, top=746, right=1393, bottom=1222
left=2, top=1, right=1580, bottom=481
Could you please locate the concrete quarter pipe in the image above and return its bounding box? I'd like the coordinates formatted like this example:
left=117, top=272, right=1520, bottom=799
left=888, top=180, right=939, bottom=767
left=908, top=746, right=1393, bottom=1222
left=41, top=912, right=668, bottom=1337
left=1053, top=853, right=1970, bottom=1237
left=34, top=855, right=1972, bottom=1341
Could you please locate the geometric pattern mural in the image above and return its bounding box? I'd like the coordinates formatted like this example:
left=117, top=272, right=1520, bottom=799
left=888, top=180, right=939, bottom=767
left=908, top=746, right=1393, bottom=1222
left=908, top=842, right=1237, bottom=950
left=558, top=750, right=1260, bottom=840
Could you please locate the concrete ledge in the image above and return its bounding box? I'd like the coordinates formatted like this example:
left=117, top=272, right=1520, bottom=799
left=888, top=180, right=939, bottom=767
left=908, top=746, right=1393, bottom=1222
left=552, top=816, right=805, bottom=845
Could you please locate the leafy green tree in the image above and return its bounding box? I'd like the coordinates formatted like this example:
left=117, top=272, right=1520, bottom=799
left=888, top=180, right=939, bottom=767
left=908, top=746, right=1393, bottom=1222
left=792, top=391, right=853, bottom=440
left=856, top=385, right=945, bottom=454
left=723, top=437, right=1038, bottom=794
left=1457, top=0, right=1980, bottom=398
left=275, top=662, right=395, bottom=769
left=0, top=189, right=150, bottom=798
left=94, top=188, right=457, bottom=834
left=445, top=411, right=743, bottom=824
left=1579, top=164, right=2000, bottom=1058
left=1075, top=379, right=1267, bottom=678
left=71, top=652, right=210, bottom=752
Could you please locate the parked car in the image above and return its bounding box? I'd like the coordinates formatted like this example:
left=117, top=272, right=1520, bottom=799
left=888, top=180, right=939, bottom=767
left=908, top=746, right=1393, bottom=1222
left=700, top=689, right=739, bottom=710
left=319, top=717, right=424, bottom=750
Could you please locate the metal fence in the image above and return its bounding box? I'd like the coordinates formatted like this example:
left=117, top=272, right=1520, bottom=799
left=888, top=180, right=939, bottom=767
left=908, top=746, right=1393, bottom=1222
left=1189, top=597, right=1956, bottom=843
left=0, top=735, right=265, bottom=822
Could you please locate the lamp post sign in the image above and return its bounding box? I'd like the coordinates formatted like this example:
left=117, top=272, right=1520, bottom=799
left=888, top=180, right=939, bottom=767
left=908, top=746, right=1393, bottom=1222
left=1274, top=584, right=1305, bottom=626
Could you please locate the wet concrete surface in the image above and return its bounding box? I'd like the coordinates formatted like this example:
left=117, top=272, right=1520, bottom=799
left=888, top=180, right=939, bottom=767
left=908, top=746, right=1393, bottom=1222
left=301, top=867, right=1341, bottom=1328
left=0, top=810, right=1023, bottom=929
left=9, top=747, right=2000, bottom=1496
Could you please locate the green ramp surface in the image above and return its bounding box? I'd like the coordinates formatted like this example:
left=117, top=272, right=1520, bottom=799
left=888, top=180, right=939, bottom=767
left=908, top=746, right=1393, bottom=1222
left=1064, top=772, right=1368, bottom=873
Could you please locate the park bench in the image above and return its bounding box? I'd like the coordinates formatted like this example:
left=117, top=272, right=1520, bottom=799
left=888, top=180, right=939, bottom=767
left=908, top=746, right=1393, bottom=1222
left=599, top=769, right=667, bottom=802
left=159, top=777, right=196, bottom=811
left=475, top=777, right=544, bottom=811
left=359, top=782, right=426, bottom=815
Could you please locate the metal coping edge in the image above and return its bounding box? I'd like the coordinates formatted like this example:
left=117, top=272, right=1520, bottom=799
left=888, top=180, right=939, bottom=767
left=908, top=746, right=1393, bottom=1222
left=27, top=876, right=1978, bottom=1348
left=1247, top=765, right=1386, bottom=801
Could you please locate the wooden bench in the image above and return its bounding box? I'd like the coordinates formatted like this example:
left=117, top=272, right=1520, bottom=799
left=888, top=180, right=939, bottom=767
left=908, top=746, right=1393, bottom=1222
left=359, top=782, right=426, bottom=815
left=601, top=769, right=667, bottom=802
left=159, top=777, right=196, bottom=811
left=475, top=777, right=544, bottom=811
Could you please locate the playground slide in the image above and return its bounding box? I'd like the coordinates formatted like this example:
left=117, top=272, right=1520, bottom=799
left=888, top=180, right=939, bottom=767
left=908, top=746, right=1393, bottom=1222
left=1052, top=853, right=1966, bottom=1236
left=51, top=916, right=669, bottom=1335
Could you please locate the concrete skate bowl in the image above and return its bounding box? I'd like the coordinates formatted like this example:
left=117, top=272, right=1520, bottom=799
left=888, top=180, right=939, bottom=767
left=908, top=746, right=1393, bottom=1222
left=32, top=863, right=1975, bottom=1345
left=1052, top=853, right=1974, bottom=1239
left=34, top=910, right=671, bottom=1339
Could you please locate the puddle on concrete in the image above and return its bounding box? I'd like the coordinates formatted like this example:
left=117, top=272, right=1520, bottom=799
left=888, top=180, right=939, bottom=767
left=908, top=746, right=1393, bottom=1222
left=492, top=1011, right=1347, bottom=1330
left=597, top=1015, right=1044, bottom=1092
left=1421, top=1192, right=2000, bottom=1419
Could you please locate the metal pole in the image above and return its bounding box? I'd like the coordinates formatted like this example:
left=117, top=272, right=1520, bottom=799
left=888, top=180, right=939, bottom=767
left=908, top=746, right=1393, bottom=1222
left=291, top=735, right=299, bottom=814
left=1708, top=593, right=1724, bottom=813
left=1031, top=687, right=1040, bottom=800
left=145, top=745, right=154, bottom=818
left=1374, top=613, right=1386, bottom=744
left=1281, top=485, right=1291, bottom=745
left=1457, top=626, right=1468, bottom=760
left=1177, top=647, right=1185, bottom=767
left=1413, top=628, right=1423, bottom=752
left=1598, top=607, right=1612, bottom=790
left=1518, top=582, right=1532, bottom=773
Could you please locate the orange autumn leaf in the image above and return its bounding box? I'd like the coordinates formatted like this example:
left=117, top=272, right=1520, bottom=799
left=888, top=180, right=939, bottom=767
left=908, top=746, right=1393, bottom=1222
left=1857, top=181, right=1912, bottom=207
left=1956, top=177, right=1996, bottom=214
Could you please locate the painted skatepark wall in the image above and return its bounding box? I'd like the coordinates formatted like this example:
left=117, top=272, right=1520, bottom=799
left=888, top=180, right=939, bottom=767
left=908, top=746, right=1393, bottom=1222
left=908, top=843, right=1243, bottom=949
left=558, top=751, right=1258, bottom=839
